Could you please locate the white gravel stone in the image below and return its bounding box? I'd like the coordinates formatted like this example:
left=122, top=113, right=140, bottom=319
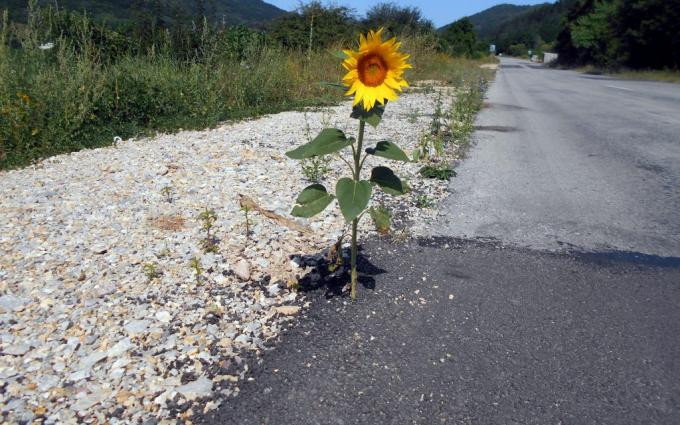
left=0, top=295, right=30, bottom=313
left=0, top=87, right=461, bottom=423
left=175, top=377, right=213, bottom=401
left=155, top=310, right=172, bottom=323
left=2, top=344, right=30, bottom=356
left=234, top=259, right=251, bottom=281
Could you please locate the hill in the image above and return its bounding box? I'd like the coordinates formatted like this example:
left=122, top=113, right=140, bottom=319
left=0, top=0, right=286, bottom=26
left=465, top=4, right=538, bottom=40
left=441, top=1, right=579, bottom=54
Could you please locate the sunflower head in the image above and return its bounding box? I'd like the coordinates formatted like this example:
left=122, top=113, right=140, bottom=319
left=342, top=28, right=412, bottom=112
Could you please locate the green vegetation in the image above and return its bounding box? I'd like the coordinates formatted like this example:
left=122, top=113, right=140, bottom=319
left=198, top=207, right=218, bottom=253
left=556, top=0, right=679, bottom=70
left=415, top=194, right=433, bottom=209
left=0, top=1, right=496, bottom=170
left=142, top=262, right=161, bottom=282
left=419, top=165, right=455, bottom=181
left=369, top=206, right=392, bottom=235
left=457, top=0, right=678, bottom=70
left=0, top=0, right=285, bottom=27
left=461, top=1, right=579, bottom=57
left=189, top=257, right=203, bottom=285
left=439, top=18, right=486, bottom=58
left=609, top=70, right=680, bottom=84
left=466, top=4, right=535, bottom=40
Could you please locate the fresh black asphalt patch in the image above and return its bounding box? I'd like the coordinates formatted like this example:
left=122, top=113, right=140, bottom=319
left=200, top=238, right=680, bottom=425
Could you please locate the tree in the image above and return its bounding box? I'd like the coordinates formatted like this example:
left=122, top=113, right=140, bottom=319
left=440, top=18, right=479, bottom=57
left=569, top=0, right=620, bottom=67
left=363, top=2, right=433, bottom=35
left=507, top=42, right=528, bottom=58
left=556, top=0, right=680, bottom=69
left=267, top=1, right=356, bottom=50
left=616, top=0, right=680, bottom=69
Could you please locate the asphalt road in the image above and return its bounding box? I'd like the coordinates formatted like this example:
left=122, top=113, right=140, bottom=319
left=203, top=238, right=680, bottom=425
left=201, top=63, right=680, bottom=425
left=435, top=58, right=680, bottom=257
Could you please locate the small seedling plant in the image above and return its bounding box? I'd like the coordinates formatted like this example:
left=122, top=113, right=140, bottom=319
left=286, top=28, right=411, bottom=299
left=189, top=257, right=203, bottom=285
left=161, top=185, right=174, bottom=203
left=300, top=112, right=332, bottom=182
left=198, top=207, right=218, bottom=253
left=241, top=205, right=254, bottom=240
left=142, top=262, right=161, bottom=282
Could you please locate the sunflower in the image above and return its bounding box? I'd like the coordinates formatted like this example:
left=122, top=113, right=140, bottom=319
left=342, top=28, right=412, bottom=111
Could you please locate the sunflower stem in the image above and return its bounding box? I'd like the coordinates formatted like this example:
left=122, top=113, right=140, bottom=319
left=350, top=120, right=365, bottom=300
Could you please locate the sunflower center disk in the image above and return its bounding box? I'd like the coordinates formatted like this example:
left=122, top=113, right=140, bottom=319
left=359, top=54, right=388, bottom=87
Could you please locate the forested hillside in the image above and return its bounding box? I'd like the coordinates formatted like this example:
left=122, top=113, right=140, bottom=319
left=459, top=0, right=578, bottom=56
left=465, top=4, right=537, bottom=40
left=446, top=0, right=678, bottom=70
left=0, top=0, right=286, bottom=26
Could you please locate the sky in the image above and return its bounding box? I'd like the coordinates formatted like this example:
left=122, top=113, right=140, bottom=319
left=265, top=1, right=555, bottom=28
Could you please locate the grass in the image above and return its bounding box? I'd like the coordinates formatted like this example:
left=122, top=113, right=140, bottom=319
left=577, top=65, right=680, bottom=83
left=609, top=70, right=680, bottom=84
left=0, top=5, right=497, bottom=170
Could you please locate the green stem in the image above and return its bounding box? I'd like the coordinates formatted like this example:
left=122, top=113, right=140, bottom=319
left=350, top=120, right=366, bottom=300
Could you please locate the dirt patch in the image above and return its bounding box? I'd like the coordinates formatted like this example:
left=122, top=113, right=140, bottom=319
left=151, top=215, right=186, bottom=231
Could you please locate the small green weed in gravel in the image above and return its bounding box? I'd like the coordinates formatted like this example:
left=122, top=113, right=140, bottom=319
left=413, top=132, right=445, bottom=162
left=415, top=194, right=434, bottom=209
left=419, top=164, right=456, bottom=181
left=241, top=204, right=254, bottom=240
left=301, top=156, right=332, bottom=183
left=189, top=257, right=203, bottom=285
left=407, top=108, right=419, bottom=124
left=161, top=185, right=174, bottom=203
left=430, top=91, right=445, bottom=136
left=142, top=262, right=162, bottom=282
left=300, top=112, right=331, bottom=182
left=198, top=208, right=218, bottom=253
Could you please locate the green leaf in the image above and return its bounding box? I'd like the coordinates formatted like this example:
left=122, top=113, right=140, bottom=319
left=412, top=149, right=421, bottom=162
left=336, top=178, right=372, bottom=222
left=366, top=141, right=410, bottom=162
left=370, top=166, right=408, bottom=196
left=286, top=128, right=352, bottom=160
left=350, top=102, right=386, bottom=127
left=291, top=184, right=335, bottom=218
left=369, top=206, right=391, bottom=235
left=332, top=50, right=347, bottom=60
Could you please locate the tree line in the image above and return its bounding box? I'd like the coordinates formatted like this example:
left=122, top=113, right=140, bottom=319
left=556, top=0, right=679, bottom=69
left=1, top=1, right=488, bottom=60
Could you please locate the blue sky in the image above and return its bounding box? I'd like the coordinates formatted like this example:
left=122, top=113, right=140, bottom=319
left=265, top=1, right=555, bottom=27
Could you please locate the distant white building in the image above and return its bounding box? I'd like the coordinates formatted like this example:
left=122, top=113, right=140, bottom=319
left=544, top=52, right=559, bottom=63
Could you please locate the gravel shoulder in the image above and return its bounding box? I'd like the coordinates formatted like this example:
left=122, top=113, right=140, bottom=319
left=202, top=237, right=680, bottom=425
left=0, top=86, right=457, bottom=423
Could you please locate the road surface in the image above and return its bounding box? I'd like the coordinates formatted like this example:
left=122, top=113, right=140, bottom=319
left=203, top=238, right=680, bottom=425
left=201, top=62, right=680, bottom=425
left=435, top=57, right=680, bottom=257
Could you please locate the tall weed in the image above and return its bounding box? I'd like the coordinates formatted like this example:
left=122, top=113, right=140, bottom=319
left=0, top=5, right=493, bottom=169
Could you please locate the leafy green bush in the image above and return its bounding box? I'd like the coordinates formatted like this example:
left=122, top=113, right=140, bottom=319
left=419, top=165, right=456, bottom=180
